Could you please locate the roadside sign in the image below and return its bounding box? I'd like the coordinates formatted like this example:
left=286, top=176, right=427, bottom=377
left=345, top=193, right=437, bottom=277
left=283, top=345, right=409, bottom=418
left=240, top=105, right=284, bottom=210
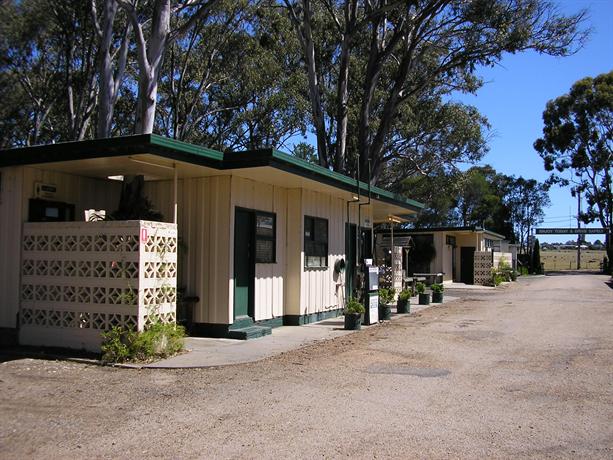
left=536, top=228, right=608, bottom=235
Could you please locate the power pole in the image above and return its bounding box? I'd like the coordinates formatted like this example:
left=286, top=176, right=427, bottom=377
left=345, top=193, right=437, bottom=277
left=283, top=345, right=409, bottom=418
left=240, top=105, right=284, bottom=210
left=577, top=190, right=581, bottom=270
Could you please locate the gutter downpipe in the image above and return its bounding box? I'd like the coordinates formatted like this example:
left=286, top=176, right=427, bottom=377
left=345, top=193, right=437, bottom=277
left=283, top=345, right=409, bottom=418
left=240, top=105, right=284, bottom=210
left=359, top=160, right=372, bottom=261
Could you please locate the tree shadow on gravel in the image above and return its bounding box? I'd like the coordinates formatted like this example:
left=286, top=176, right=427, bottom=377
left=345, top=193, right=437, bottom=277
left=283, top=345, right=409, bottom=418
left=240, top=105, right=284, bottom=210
left=545, top=270, right=602, bottom=276
left=0, top=345, right=100, bottom=364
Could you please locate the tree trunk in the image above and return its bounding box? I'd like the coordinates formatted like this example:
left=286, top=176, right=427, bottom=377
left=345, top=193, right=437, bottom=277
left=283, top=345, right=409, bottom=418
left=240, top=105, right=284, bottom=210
left=301, top=0, right=329, bottom=167
left=94, top=0, right=131, bottom=138
left=121, top=0, right=170, bottom=135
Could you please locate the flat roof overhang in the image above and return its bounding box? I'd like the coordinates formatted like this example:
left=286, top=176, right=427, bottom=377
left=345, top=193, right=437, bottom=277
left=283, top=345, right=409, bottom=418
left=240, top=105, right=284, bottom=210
left=0, top=134, right=423, bottom=221
left=377, top=226, right=507, bottom=240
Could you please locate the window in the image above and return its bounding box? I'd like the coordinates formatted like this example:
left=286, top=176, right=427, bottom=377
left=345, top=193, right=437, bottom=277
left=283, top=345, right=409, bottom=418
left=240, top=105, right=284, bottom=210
left=255, top=212, right=276, bottom=263
left=304, top=216, right=328, bottom=268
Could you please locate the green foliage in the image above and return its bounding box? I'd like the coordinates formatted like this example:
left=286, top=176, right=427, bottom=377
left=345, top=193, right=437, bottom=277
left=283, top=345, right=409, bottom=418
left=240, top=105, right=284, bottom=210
left=344, top=297, right=365, bottom=315
left=492, top=272, right=505, bottom=287
left=409, top=237, right=437, bottom=273
left=535, top=71, right=613, bottom=271
left=490, top=258, right=515, bottom=285
left=531, top=239, right=543, bottom=274
left=378, top=287, right=395, bottom=305
left=398, top=289, right=412, bottom=301
left=415, top=282, right=426, bottom=294
left=101, top=323, right=185, bottom=363
left=431, top=283, right=444, bottom=294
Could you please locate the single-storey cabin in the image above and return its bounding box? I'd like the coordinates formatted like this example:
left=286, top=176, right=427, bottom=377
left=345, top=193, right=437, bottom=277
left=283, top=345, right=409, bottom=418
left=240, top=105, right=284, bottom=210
left=375, top=226, right=515, bottom=286
left=0, top=135, right=422, bottom=350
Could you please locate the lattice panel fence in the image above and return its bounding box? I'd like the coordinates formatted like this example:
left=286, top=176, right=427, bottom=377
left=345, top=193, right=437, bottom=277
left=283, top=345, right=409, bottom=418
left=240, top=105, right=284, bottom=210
left=378, top=246, right=403, bottom=292
left=473, top=251, right=493, bottom=286
left=20, top=220, right=177, bottom=351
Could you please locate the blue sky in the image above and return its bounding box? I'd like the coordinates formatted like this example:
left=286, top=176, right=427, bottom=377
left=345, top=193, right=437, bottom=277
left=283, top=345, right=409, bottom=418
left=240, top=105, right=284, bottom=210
left=453, top=0, right=612, bottom=243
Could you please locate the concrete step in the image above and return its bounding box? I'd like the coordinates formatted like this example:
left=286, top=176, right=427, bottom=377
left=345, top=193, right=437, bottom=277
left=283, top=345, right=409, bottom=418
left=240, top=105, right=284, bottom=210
left=227, top=325, right=272, bottom=340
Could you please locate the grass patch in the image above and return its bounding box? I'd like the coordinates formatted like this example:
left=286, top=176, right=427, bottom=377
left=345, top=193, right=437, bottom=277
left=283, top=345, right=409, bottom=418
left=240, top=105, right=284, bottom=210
left=101, top=323, right=185, bottom=363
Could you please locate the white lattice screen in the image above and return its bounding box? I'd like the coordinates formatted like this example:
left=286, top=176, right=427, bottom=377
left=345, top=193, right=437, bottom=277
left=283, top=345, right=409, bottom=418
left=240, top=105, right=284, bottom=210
left=19, top=220, right=177, bottom=351
left=473, top=251, right=493, bottom=286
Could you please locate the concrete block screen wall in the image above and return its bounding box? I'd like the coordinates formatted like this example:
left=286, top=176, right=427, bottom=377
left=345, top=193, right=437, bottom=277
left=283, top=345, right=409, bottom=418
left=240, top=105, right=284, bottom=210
left=19, top=220, right=177, bottom=351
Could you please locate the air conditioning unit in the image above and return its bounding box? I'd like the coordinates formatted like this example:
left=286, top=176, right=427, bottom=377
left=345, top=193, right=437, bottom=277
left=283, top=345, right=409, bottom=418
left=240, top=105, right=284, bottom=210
left=34, top=182, right=57, bottom=200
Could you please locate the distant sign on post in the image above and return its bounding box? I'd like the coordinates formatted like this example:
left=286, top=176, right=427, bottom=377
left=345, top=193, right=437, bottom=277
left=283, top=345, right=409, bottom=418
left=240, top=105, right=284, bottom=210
left=535, top=228, right=607, bottom=235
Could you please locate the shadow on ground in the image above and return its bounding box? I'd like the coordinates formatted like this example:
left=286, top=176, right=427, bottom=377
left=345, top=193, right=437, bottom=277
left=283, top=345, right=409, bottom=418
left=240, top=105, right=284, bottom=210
left=545, top=270, right=603, bottom=276
left=0, top=345, right=100, bottom=364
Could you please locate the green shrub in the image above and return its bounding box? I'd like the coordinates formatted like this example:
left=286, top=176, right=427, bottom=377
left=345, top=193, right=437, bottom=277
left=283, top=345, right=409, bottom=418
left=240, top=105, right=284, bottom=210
left=492, top=272, right=505, bottom=286
left=378, top=287, right=395, bottom=304
left=431, top=283, right=444, bottom=293
left=101, top=322, right=185, bottom=363
left=398, top=288, right=412, bottom=301
left=345, top=297, right=365, bottom=315
left=415, top=282, right=426, bottom=294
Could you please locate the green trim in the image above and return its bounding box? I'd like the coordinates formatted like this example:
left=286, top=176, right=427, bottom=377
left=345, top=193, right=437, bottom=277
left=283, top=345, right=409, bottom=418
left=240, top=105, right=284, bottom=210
left=271, top=149, right=423, bottom=211
left=255, top=317, right=284, bottom=329
left=0, top=135, right=423, bottom=213
left=149, top=133, right=224, bottom=161
left=283, top=308, right=343, bottom=326
left=378, top=225, right=507, bottom=240
left=191, top=317, right=283, bottom=339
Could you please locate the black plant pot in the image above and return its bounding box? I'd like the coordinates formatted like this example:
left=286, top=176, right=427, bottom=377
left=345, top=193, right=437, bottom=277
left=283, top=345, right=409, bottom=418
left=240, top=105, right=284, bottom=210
left=396, top=298, right=410, bottom=314
left=379, top=304, right=392, bottom=320
left=344, top=313, right=362, bottom=330
left=418, top=293, right=430, bottom=305
left=432, top=292, right=444, bottom=303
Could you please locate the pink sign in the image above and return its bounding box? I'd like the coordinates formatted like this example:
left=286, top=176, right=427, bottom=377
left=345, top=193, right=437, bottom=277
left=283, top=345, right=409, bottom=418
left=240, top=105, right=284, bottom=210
left=140, top=228, right=148, bottom=243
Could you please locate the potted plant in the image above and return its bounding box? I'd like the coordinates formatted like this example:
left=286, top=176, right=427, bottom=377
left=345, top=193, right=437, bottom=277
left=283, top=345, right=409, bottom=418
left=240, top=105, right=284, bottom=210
left=396, top=288, right=412, bottom=313
left=344, top=297, right=365, bottom=330
left=416, top=282, right=430, bottom=305
left=378, top=287, right=395, bottom=320
left=431, top=283, right=444, bottom=303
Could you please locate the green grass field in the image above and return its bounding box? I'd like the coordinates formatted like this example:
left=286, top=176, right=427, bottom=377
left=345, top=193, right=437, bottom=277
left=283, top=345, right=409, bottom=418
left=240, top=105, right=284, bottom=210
left=540, top=249, right=606, bottom=271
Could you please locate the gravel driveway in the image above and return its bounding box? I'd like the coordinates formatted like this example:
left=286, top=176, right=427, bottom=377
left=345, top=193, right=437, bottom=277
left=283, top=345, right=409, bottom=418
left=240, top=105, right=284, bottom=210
left=1, top=273, right=612, bottom=459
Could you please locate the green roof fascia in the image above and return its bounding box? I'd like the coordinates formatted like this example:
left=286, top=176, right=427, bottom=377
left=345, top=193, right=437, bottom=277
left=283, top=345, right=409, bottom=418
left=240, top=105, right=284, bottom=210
left=148, top=133, right=223, bottom=162
left=268, top=149, right=424, bottom=212
left=0, top=134, right=224, bottom=168
left=377, top=225, right=508, bottom=240
left=0, top=135, right=423, bottom=213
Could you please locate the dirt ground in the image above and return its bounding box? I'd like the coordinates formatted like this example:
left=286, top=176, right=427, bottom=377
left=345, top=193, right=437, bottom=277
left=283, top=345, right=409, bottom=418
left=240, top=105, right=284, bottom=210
left=1, top=273, right=612, bottom=459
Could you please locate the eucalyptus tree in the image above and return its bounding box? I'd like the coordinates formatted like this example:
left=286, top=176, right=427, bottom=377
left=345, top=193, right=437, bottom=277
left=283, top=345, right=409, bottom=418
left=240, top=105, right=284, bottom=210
left=0, top=0, right=99, bottom=144
left=534, top=71, right=613, bottom=270
left=504, top=177, right=550, bottom=254
left=91, top=0, right=132, bottom=138
left=116, top=0, right=221, bottom=134
left=282, top=0, right=587, bottom=183
left=156, top=1, right=309, bottom=150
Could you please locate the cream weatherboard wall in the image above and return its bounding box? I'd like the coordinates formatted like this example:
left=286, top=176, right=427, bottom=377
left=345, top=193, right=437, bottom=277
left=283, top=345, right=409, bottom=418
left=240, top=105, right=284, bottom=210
left=299, top=189, right=363, bottom=316
left=144, top=176, right=231, bottom=325
left=0, top=166, right=120, bottom=329
left=146, top=175, right=371, bottom=325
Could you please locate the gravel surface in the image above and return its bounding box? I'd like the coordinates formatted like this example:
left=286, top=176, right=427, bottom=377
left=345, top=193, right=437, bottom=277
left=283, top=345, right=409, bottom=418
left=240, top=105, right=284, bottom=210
left=1, top=273, right=612, bottom=459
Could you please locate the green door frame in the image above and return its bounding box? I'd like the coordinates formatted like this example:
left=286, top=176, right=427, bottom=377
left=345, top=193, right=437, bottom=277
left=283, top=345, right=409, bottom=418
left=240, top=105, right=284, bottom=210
left=345, top=223, right=357, bottom=300
left=234, top=208, right=255, bottom=320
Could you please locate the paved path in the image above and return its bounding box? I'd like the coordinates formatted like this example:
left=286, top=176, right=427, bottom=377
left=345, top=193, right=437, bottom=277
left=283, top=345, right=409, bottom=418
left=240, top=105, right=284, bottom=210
left=148, top=295, right=458, bottom=368
left=1, top=273, right=611, bottom=459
